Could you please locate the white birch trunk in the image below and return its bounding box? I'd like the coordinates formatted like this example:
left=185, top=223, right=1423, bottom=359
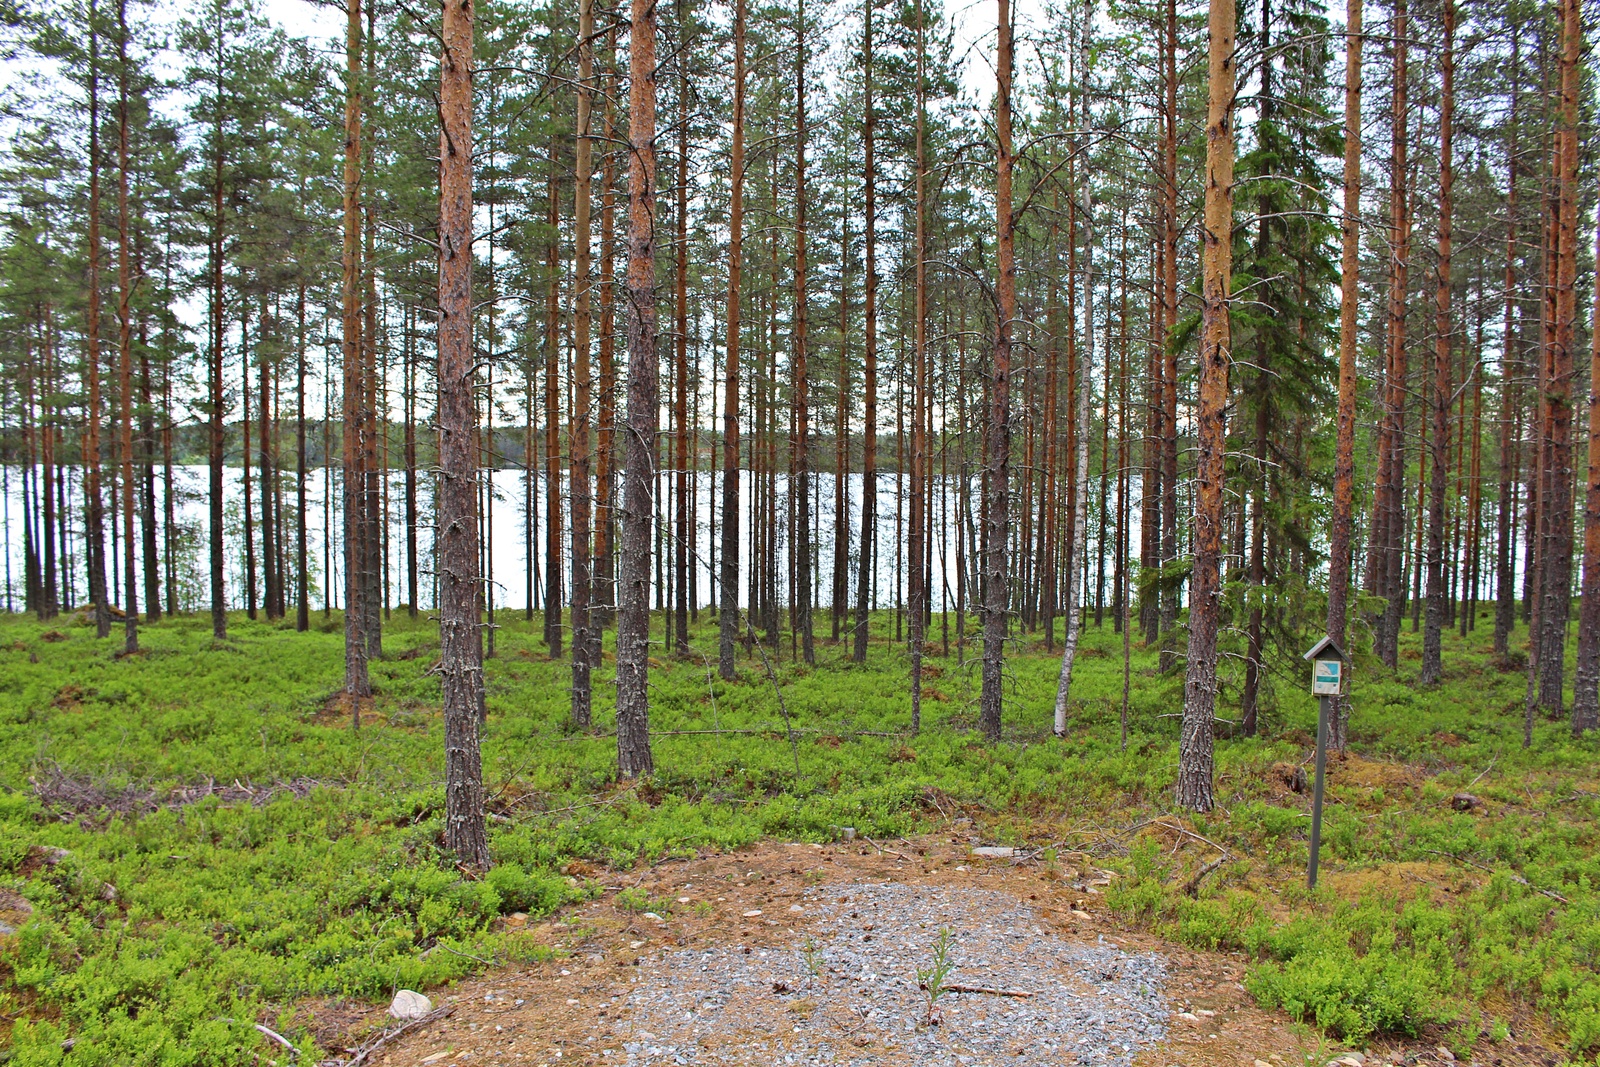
left=1055, top=194, right=1095, bottom=735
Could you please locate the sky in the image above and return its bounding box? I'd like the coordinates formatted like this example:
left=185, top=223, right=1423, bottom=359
left=246, top=0, right=1053, bottom=103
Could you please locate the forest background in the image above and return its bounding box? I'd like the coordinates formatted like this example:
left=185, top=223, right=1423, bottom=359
left=1, top=0, right=1600, bottom=1059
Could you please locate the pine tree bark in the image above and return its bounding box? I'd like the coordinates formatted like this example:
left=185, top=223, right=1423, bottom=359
left=1369, top=0, right=1409, bottom=667
left=596, top=34, right=619, bottom=629
left=854, top=0, right=878, bottom=666
left=674, top=0, right=692, bottom=654
left=793, top=0, right=815, bottom=667
left=1327, top=0, right=1361, bottom=661
left=1574, top=216, right=1600, bottom=730
left=980, top=0, right=1015, bottom=742
left=115, top=0, right=137, bottom=653
left=1141, top=242, right=1161, bottom=645
left=831, top=209, right=850, bottom=643
left=1420, top=0, right=1453, bottom=686
left=437, top=0, right=489, bottom=871
left=570, top=0, right=596, bottom=725
left=1157, top=0, right=1180, bottom=669
left=1177, top=0, right=1234, bottom=813
left=297, top=284, right=310, bottom=631
left=136, top=244, right=159, bottom=623
left=616, top=0, right=659, bottom=778
left=342, top=0, right=369, bottom=713
left=545, top=164, right=563, bottom=657
left=907, top=0, right=926, bottom=728
left=1539, top=0, right=1579, bottom=714
left=243, top=307, right=257, bottom=621
left=404, top=306, right=419, bottom=617
left=206, top=12, right=227, bottom=641
left=717, top=0, right=746, bottom=680
left=85, top=0, right=110, bottom=638
left=1494, top=39, right=1520, bottom=657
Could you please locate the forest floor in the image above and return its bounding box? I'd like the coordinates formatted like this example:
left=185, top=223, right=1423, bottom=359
left=323, top=836, right=1573, bottom=1067
left=345, top=840, right=1307, bottom=1067
left=0, top=607, right=1595, bottom=1066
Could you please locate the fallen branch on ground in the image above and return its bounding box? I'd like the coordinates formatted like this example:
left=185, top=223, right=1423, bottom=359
left=864, top=836, right=911, bottom=861
left=922, top=982, right=1035, bottom=998
left=326, top=1004, right=456, bottom=1067
left=1419, top=849, right=1569, bottom=904
left=1183, top=855, right=1228, bottom=897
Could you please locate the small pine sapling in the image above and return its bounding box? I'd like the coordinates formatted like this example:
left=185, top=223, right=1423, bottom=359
left=915, top=927, right=956, bottom=1025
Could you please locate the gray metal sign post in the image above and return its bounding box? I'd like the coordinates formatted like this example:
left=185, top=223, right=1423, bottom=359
left=1302, top=636, right=1350, bottom=889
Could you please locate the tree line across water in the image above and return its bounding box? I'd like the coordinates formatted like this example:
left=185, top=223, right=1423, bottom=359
left=0, top=0, right=1596, bottom=866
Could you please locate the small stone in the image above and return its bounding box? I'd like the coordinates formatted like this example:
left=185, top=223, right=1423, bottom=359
left=788, top=904, right=803, bottom=913
left=1256, top=1059, right=1275, bottom=1067
left=1176, top=1012, right=1200, bottom=1022
left=972, top=846, right=1016, bottom=858
left=1196, top=1009, right=1215, bottom=1017
left=1071, top=909, right=1092, bottom=920
left=1436, top=1047, right=1455, bottom=1061
left=643, top=912, right=665, bottom=922
left=388, top=989, right=432, bottom=1020
left=742, top=910, right=763, bottom=917
left=36, top=846, right=70, bottom=867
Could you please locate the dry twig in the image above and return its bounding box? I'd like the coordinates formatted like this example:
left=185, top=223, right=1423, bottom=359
left=1418, top=850, right=1569, bottom=904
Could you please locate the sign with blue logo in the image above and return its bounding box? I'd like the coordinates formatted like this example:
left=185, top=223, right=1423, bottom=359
left=1312, top=658, right=1342, bottom=696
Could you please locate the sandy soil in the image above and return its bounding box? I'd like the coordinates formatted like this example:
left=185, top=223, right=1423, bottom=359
left=304, top=839, right=1559, bottom=1067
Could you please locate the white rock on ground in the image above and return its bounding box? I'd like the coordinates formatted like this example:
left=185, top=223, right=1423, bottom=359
left=389, top=989, right=432, bottom=1020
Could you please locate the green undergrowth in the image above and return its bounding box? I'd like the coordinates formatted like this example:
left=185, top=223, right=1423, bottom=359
left=0, top=607, right=1595, bottom=1063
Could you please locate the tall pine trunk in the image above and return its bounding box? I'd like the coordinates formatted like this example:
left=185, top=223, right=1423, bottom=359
left=296, top=285, right=309, bottom=631
left=792, top=0, right=814, bottom=667
left=1177, top=0, right=1235, bottom=813
left=570, top=0, right=596, bottom=726
left=85, top=0, right=110, bottom=638
left=674, top=0, right=692, bottom=654
left=206, top=7, right=227, bottom=641
left=1574, top=215, right=1600, bottom=730
left=1493, top=37, right=1520, bottom=657
left=544, top=165, right=563, bottom=657
left=980, top=0, right=1014, bottom=742
left=717, top=0, right=745, bottom=680
left=1327, top=0, right=1361, bottom=664
left=1539, top=0, right=1579, bottom=715
left=437, top=0, right=488, bottom=870
left=1157, top=0, right=1180, bottom=668
left=908, top=0, right=926, bottom=728
left=595, top=35, right=619, bottom=631
left=616, top=0, right=659, bottom=778
left=115, top=0, right=137, bottom=653
left=1421, top=0, right=1453, bottom=686
left=853, top=0, right=877, bottom=666
left=341, top=0, right=369, bottom=711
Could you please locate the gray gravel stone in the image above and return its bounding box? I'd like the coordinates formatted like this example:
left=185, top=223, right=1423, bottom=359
left=619, top=881, right=1168, bottom=1066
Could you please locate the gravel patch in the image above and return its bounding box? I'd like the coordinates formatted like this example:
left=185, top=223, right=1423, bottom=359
left=620, top=881, right=1169, bottom=1066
